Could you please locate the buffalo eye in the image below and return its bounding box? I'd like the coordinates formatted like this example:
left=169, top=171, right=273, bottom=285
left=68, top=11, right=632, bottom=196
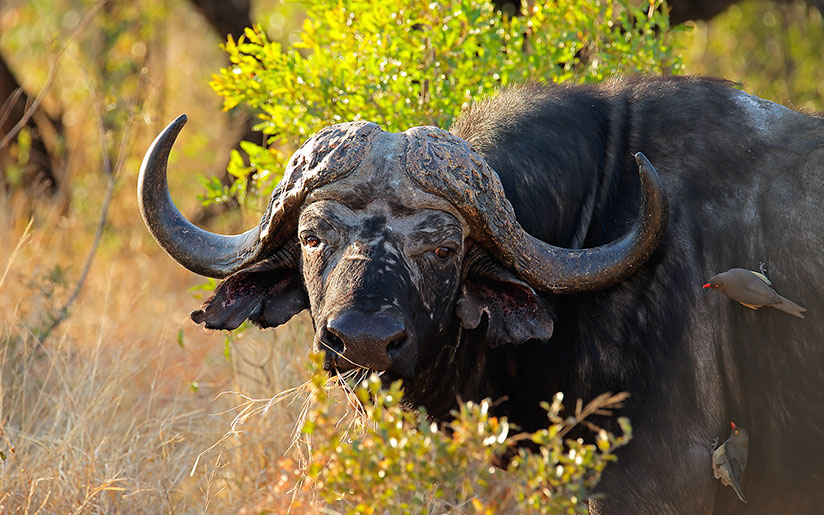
left=304, top=235, right=321, bottom=248
left=434, top=246, right=452, bottom=260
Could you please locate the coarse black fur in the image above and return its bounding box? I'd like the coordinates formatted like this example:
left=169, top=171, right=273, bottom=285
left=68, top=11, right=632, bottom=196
left=192, top=76, right=824, bottom=514
left=438, top=76, right=824, bottom=513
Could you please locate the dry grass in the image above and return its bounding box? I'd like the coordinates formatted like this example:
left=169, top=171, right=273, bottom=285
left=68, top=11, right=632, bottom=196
left=0, top=5, right=329, bottom=505
left=0, top=185, right=321, bottom=512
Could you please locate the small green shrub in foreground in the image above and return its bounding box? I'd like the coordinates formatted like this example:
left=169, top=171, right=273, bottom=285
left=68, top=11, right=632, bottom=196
left=298, top=355, right=631, bottom=514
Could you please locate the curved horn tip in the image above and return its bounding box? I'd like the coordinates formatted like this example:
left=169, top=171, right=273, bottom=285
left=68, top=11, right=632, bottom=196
left=633, top=151, right=667, bottom=201
left=634, top=151, right=652, bottom=170
left=141, top=115, right=189, bottom=163
left=139, top=114, right=189, bottom=187
left=165, top=113, right=188, bottom=138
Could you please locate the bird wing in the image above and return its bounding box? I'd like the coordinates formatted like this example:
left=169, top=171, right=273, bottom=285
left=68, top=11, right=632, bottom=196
left=724, top=454, right=748, bottom=504
left=750, top=270, right=772, bottom=286
left=726, top=440, right=748, bottom=472
left=737, top=280, right=783, bottom=306
left=727, top=455, right=744, bottom=480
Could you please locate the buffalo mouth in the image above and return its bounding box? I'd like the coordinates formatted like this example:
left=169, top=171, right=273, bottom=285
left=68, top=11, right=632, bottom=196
left=318, top=344, right=418, bottom=381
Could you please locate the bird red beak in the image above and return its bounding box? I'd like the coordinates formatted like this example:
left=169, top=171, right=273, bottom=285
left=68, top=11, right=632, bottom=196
left=730, top=421, right=736, bottom=430
left=702, top=283, right=712, bottom=288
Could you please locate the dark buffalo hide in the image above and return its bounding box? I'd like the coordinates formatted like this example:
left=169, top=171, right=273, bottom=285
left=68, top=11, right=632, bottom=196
left=140, top=76, right=824, bottom=514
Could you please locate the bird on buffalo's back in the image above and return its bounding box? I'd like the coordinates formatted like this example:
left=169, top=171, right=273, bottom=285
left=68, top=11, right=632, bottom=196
left=712, top=421, right=749, bottom=504
left=703, top=268, right=807, bottom=319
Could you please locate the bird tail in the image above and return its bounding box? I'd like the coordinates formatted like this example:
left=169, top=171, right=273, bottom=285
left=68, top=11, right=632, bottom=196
left=730, top=480, right=747, bottom=504
left=773, top=295, right=807, bottom=319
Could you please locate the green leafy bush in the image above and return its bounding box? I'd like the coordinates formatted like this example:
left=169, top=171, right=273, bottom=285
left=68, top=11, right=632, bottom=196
left=206, top=0, right=682, bottom=209
left=295, top=354, right=631, bottom=514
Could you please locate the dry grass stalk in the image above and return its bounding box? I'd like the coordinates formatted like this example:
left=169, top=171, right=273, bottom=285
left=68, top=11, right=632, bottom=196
left=0, top=177, right=317, bottom=512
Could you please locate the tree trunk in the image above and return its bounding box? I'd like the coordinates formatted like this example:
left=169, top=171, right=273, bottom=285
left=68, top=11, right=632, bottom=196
left=185, top=0, right=256, bottom=225
left=0, top=52, right=63, bottom=196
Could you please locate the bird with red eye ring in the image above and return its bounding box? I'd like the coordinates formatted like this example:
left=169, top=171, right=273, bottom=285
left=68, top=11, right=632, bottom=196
left=434, top=246, right=453, bottom=260
left=304, top=235, right=321, bottom=248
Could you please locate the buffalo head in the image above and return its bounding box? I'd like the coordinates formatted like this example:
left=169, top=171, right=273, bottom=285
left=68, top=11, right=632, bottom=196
left=138, top=115, right=667, bottom=382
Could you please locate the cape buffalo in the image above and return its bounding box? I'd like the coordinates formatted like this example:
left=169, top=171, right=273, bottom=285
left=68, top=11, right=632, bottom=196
left=138, top=76, right=824, bottom=513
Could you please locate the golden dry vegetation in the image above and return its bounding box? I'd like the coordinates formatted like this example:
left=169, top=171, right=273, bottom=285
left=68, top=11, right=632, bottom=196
left=0, top=4, right=321, bottom=509
left=0, top=180, right=326, bottom=512
left=2, top=0, right=822, bottom=512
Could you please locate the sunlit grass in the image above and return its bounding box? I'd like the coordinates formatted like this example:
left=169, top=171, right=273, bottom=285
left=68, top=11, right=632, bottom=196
left=0, top=189, right=320, bottom=512
left=0, top=181, right=633, bottom=513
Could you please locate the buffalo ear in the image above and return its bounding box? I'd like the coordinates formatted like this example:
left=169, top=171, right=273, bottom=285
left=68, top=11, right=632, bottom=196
left=456, top=248, right=554, bottom=347
left=190, top=258, right=308, bottom=331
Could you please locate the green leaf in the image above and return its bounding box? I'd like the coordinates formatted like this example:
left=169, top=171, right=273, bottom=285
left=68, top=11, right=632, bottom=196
left=223, top=335, right=232, bottom=363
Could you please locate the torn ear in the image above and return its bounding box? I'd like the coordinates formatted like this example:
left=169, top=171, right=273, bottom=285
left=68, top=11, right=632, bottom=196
left=456, top=245, right=554, bottom=346
left=190, top=257, right=308, bottom=331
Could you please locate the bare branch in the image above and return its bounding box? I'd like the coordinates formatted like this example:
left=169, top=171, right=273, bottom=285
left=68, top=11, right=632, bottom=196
left=0, top=87, right=24, bottom=130
left=0, top=0, right=107, bottom=152
left=37, top=60, right=145, bottom=343
left=557, top=391, right=629, bottom=440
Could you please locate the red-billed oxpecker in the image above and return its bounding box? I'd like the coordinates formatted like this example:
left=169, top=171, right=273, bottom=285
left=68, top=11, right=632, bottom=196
left=712, top=421, right=749, bottom=504
left=703, top=268, right=807, bottom=319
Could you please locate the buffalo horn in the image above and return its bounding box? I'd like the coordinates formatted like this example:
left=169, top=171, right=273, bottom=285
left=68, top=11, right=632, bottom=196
left=137, top=115, right=262, bottom=278
left=405, top=127, right=668, bottom=293
left=505, top=152, right=669, bottom=292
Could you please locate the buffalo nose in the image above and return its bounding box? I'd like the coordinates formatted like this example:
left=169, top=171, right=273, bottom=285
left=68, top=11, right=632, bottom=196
left=322, top=311, right=410, bottom=371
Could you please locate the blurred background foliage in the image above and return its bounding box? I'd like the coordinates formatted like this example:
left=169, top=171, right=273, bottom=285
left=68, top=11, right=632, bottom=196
left=683, top=1, right=824, bottom=112
left=208, top=0, right=680, bottom=211
left=1, top=0, right=822, bottom=215
left=1, top=0, right=823, bottom=511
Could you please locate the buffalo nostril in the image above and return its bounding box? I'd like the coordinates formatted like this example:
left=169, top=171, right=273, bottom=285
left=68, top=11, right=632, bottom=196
left=319, top=327, right=345, bottom=356
left=386, top=334, right=408, bottom=359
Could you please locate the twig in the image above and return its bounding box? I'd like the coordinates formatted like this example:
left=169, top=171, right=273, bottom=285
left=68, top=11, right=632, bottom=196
left=36, top=118, right=111, bottom=341
left=557, top=391, right=629, bottom=440
left=0, top=0, right=107, bottom=152
left=0, top=218, right=33, bottom=291
left=70, top=475, right=126, bottom=515
left=37, top=57, right=144, bottom=343
left=0, top=87, right=25, bottom=130
left=507, top=391, right=630, bottom=445
left=31, top=491, right=52, bottom=515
